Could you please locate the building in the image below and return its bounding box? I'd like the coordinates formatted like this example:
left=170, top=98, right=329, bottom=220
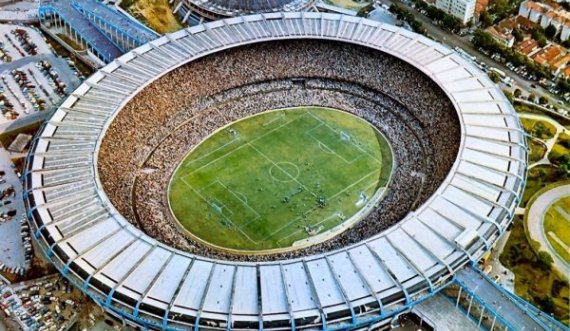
left=475, top=0, right=489, bottom=16
left=563, top=24, right=570, bottom=41
left=551, top=54, right=570, bottom=75
left=38, top=0, right=158, bottom=66
left=515, top=38, right=540, bottom=56
left=532, top=44, right=564, bottom=66
left=519, top=1, right=570, bottom=41
left=519, top=0, right=547, bottom=22
left=435, top=0, right=476, bottom=24
left=485, top=16, right=536, bottom=48
left=486, top=25, right=515, bottom=47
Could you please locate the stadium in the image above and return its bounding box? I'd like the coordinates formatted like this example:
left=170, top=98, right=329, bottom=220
left=23, top=13, right=527, bottom=330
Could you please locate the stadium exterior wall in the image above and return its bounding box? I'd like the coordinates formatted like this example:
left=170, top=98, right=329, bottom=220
left=23, top=13, right=527, bottom=330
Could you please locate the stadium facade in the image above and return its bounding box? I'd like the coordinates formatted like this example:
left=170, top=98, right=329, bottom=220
left=24, top=13, right=527, bottom=330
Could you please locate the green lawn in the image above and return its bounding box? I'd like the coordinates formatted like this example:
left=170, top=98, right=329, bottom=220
left=522, top=165, right=561, bottom=207
left=521, top=118, right=557, bottom=140
left=527, top=138, right=547, bottom=163
left=500, top=216, right=570, bottom=324
left=544, top=197, right=570, bottom=264
left=169, top=107, right=392, bottom=252
left=549, top=132, right=570, bottom=165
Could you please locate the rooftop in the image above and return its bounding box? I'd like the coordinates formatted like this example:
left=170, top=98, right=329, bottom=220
left=532, top=45, right=564, bottom=65
left=23, top=13, right=527, bottom=330
left=515, top=38, right=539, bottom=55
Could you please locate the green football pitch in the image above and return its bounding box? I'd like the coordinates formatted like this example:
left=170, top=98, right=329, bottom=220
left=168, top=106, right=393, bottom=252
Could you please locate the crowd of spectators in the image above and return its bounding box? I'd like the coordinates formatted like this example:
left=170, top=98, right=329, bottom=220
left=98, top=40, right=461, bottom=261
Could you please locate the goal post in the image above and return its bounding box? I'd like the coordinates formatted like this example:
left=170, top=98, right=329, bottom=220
left=340, top=131, right=351, bottom=141
left=211, top=201, right=223, bottom=215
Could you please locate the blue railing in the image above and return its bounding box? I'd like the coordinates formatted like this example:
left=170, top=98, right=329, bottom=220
left=469, top=265, right=569, bottom=331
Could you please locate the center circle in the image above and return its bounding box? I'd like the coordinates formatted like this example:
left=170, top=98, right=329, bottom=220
left=168, top=106, right=393, bottom=253
left=269, top=162, right=300, bottom=182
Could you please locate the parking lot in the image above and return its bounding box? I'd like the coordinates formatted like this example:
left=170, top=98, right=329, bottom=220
left=0, top=147, right=28, bottom=276
left=0, top=24, right=81, bottom=124
left=0, top=275, right=82, bottom=331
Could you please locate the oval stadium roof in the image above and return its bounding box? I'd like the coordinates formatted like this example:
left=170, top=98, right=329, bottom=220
left=24, top=12, right=527, bottom=331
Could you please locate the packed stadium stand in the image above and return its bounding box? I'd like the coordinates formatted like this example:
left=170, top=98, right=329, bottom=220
left=24, top=13, right=530, bottom=330
left=98, top=43, right=460, bottom=259
left=39, top=0, right=158, bottom=65
left=172, top=0, right=315, bottom=22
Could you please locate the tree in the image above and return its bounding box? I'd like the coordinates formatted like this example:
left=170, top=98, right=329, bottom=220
left=534, top=122, right=549, bottom=139
left=533, top=29, right=548, bottom=47
left=414, top=0, right=428, bottom=10
left=472, top=29, right=501, bottom=52
left=479, top=11, right=494, bottom=28
left=557, top=78, right=570, bottom=94
left=539, top=296, right=555, bottom=315
left=513, top=28, right=524, bottom=42
left=537, top=251, right=553, bottom=270
left=528, top=93, right=536, bottom=103
left=545, top=24, right=557, bottom=40
left=442, top=14, right=462, bottom=32
left=489, top=71, right=501, bottom=83
left=539, top=96, right=549, bottom=105
left=426, top=6, right=444, bottom=21
left=410, top=20, right=426, bottom=34
left=489, top=0, right=511, bottom=21
left=514, top=88, right=522, bottom=98
left=557, top=162, right=570, bottom=178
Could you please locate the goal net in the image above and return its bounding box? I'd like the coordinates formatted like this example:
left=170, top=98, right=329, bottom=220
left=340, top=131, right=351, bottom=141
left=211, top=202, right=223, bottom=215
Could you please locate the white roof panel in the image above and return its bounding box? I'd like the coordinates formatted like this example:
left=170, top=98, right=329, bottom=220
left=24, top=13, right=525, bottom=329
left=145, top=254, right=192, bottom=306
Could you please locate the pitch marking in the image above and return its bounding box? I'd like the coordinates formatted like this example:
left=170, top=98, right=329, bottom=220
left=180, top=177, right=258, bottom=244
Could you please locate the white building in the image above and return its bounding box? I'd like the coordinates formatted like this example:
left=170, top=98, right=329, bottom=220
left=435, top=0, right=476, bottom=24
left=563, top=25, right=570, bottom=41
left=519, top=1, right=570, bottom=41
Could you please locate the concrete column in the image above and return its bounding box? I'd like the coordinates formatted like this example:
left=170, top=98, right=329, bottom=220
left=478, top=306, right=485, bottom=327
left=490, top=315, right=497, bottom=331
left=456, top=287, right=462, bottom=308
left=466, top=295, right=474, bottom=316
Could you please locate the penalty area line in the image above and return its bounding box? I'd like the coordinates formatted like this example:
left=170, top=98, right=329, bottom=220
left=179, top=177, right=259, bottom=245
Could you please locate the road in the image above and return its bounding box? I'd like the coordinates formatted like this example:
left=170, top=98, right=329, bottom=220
left=526, top=183, right=570, bottom=276
left=374, top=0, right=568, bottom=109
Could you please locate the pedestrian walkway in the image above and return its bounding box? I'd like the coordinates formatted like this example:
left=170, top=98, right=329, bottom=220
left=525, top=183, right=570, bottom=275
left=520, top=113, right=569, bottom=170
left=414, top=293, right=480, bottom=331
left=455, top=266, right=568, bottom=331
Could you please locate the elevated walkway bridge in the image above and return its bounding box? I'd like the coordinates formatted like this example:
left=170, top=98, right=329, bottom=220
left=447, top=265, right=569, bottom=331
left=39, top=0, right=158, bottom=64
